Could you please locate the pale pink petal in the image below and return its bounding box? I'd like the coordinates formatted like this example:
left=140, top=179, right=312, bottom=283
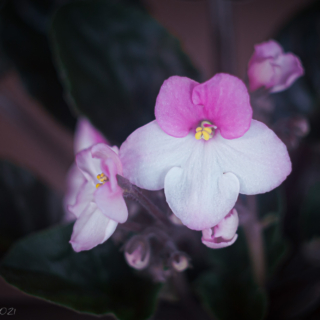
left=164, top=137, right=240, bottom=230
left=202, top=233, right=238, bottom=249
left=75, top=148, right=101, bottom=183
left=215, top=119, right=292, bottom=194
left=248, top=58, right=276, bottom=92
left=192, top=73, right=252, bottom=139
left=214, top=208, right=239, bottom=240
left=94, top=183, right=128, bottom=223
left=253, top=40, right=283, bottom=59
left=155, top=76, right=204, bottom=138
left=70, top=202, right=118, bottom=252
left=74, top=118, right=107, bottom=154
left=270, top=53, right=304, bottom=93
left=68, top=181, right=94, bottom=218
left=120, top=120, right=195, bottom=190
left=64, top=164, right=86, bottom=221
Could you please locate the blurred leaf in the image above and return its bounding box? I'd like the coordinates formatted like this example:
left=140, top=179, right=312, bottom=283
left=0, top=160, right=63, bottom=253
left=51, top=0, right=201, bottom=144
left=194, top=228, right=267, bottom=320
left=300, top=182, right=320, bottom=241
left=0, top=0, right=77, bottom=130
left=0, top=223, right=161, bottom=319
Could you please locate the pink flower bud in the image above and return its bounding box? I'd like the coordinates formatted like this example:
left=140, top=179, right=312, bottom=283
left=248, top=40, right=304, bottom=93
left=124, top=237, right=150, bottom=270
left=201, top=208, right=239, bottom=249
left=170, top=252, right=190, bottom=272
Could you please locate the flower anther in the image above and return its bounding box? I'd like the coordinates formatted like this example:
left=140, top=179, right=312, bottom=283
left=195, top=121, right=216, bottom=141
left=96, top=173, right=109, bottom=188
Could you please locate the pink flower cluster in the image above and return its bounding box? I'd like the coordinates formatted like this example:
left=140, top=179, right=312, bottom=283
left=65, top=40, right=303, bottom=253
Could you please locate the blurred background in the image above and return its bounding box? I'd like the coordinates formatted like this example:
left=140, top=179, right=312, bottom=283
left=0, top=0, right=319, bottom=319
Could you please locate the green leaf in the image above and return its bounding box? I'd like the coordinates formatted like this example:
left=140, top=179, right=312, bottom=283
left=51, top=0, right=201, bottom=144
left=300, top=181, right=320, bottom=241
left=194, top=228, right=267, bottom=320
left=0, top=223, right=161, bottom=320
left=0, top=160, right=63, bottom=252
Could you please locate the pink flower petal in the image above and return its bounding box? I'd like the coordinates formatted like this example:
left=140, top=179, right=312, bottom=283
left=253, top=40, right=283, bottom=59
left=215, top=119, right=292, bottom=194
left=68, top=181, right=94, bottom=218
left=74, top=118, right=108, bottom=154
left=192, top=73, right=252, bottom=139
left=270, top=53, right=304, bottom=93
left=94, top=183, right=128, bottom=223
left=155, top=76, right=203, bottom=138
left=70, top=202, right=118, bottom=252
left=202, top=234, right=238, bottom=249
left=75, top=148, right=101, bottom=183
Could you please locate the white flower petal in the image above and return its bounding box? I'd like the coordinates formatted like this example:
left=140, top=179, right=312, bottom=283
left=120, top=120, right=196, bottom=190
left=164, top=139, right=240, bottom=230
left=70, top=202, right=118, bottom=252
left=76, top=148, right=101, bottom=184
left=214, top=119, right=291, bottom=194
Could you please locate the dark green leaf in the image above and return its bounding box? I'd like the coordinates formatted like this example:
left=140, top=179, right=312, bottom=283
left=300, top=182, right=320, bottom=241
left=51, top=0, right=201, bottom=144
left=0, top=223, right=161, bottom=320
left=0, top=160, right=63, bottom=253
left=194, top=228, right=267, bottom=320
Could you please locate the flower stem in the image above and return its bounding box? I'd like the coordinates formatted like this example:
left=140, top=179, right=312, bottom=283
left=239, top=195, right=266, bottom=287
left=117, top=175, right=171, bottom=227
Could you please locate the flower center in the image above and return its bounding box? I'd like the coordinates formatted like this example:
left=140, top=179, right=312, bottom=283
left=96, top=173, right=108, bottom=188
left=195, top=121, right=216, bottom=141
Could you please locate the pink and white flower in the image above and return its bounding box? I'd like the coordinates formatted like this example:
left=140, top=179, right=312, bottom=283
left=68, top=143, right=128, bottom=252
left=120, top=73, right=291, bottom=230
left=64, top=118, right=108, bottom=216
left=202, top=208, right=239, bottom=249
left=248, top=40, right=304, bottom=93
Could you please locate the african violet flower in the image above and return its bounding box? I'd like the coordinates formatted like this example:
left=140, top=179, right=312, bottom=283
left=64, top=118, right=108, bottom=216
left=120, top=73, right=291, bottom=230
left=68, top=143, right=128, bottom=252
left=248, top=40, right=304, bottom=93
left=202, top=208, right=239, bottom=249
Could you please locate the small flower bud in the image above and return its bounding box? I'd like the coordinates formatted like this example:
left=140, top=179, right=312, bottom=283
left=169, top=252, right=190, bottom=272
left=202, top=208, right=239, bottom=249
left=124, top=236, right=150, bottom=270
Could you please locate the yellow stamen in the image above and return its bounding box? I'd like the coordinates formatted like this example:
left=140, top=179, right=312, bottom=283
left=194, top=121, right=215, bottom=141
left=96, top=173, right=108, bottom=188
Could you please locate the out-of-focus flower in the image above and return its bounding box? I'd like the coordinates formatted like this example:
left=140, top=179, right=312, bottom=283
left=202, top=208, right=239, bottom=249
left=248, top=40, right=304, bottom=93
left=64, top=118, right=108, bottom=219
left=120, top=73, right=291, bottom=231
left=169, top=252, right=190, bottom=272
left=124, top=236, right=151, bottom=270
left=68, top=143, right=128, bottom=252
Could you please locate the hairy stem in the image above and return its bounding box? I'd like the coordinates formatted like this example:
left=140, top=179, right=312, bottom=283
left=117, top=175, right=171, bottom=227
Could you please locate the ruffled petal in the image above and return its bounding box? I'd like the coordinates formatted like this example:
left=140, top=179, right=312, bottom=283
left=120, top=120, right=196, bottom=190
left=68, top=180, right=94, bottom=218
left=202, top=233, right=238, bottom=249
left=74, top=118, right=108, bottom=154
left=215, top=119, right=291, bottom=194
left=94, top=183, right=128, bottom=223
left=70, top=202, right=118, bottom=252
left=164, top=138, right=240, bottom=230
left=155, top=76, right=204, bottom=137
left=75, top=148, right=101, bottom=183
left=271, top=53, right=304, bottom=93
left=192, top=73, right=252, bottom=139
left=253, top=40, right=283, bottom=59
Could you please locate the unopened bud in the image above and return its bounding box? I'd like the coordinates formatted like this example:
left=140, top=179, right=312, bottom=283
left=124, top=236, right=150, bottom=270
left=170, top=252, right=190, bottom=272
left=202, top=208, right=239, bottom=249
